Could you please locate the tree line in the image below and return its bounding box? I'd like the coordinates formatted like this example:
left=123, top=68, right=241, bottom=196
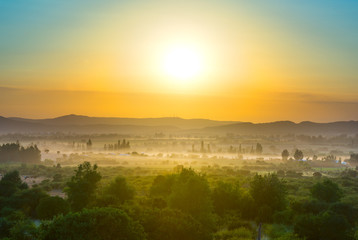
left=104, top=139, right=130, bottom=151
left=0, top=142, right=41, bottom=163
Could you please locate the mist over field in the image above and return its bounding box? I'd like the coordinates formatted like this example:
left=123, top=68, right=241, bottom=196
left=1, top=114, right=358, bottom=239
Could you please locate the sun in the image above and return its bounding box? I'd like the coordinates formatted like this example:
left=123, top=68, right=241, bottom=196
left=162, top=45, right=204, bottom=82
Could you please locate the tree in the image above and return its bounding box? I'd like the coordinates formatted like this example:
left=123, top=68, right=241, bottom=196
left=0, top=171, right=28, bottom=197
left=256, top=143, right=263, bottom=154
left=349, top=153, right=358, bottom=162
left=293, top=149, right=303, bottom=160
left=214, top=227, right=253, bottom=240
left=39, top=208, right=145, bottom=240
left=86, top=139, right=92, bottom=149
left=212, top=181, right=241, bottom=215
left=294, top=214, right=321, bottom=240
left=97, top=176, right=134, bottom=206
left=36, top=196, right=70, bottom=220
left=9, top=220, right=38, bottom=240
left=310, top=179, right=343, bottom=203
left=150, top=175, right=176, bottom=197
left=169, top=169, right=212, bottom=214
left=250, top=173, right=287, bottom=220
left=64, top=162, right=101, bottom=211
left=294, top=211, right=351, bottom=240
left=168, top=169, right=214, bottom=228
left=10, top=188, right=48, bottom=218
left=281, top=149, right=289, bottom=161
left=319, top=210, right=351, bottom=240
left=137, top=208, right=211, bottom=240
left=0, top=143, right=40, bottom=163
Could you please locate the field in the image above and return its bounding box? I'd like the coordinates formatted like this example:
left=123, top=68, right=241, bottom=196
left=1, top=132, right=358, bottom=240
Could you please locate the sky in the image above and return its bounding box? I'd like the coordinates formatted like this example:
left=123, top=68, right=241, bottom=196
left=0, top=0, right=358, bottom=122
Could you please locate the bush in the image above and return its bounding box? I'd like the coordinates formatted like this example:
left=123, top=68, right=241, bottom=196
left=9, top=220, right=38, bottom=240
left=39, top=207, right=145, bottom=240
left=212, top=181, right=241, bottom=215
left=36, top=196, right=70, bottom=220
left=97, top=176, right=134, bottom=205
left=250, top=174, right=287, bottom=218
left=213, top=227, right=253, bottom=240
left=310, top=179, right=343, bottom=203
left=137, top=208, right=211, bottom=240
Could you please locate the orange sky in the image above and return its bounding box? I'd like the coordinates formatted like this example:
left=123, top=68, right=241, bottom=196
left=1, top=1, right=358, bottom=121
left=1, top=87, right=358, bottom=122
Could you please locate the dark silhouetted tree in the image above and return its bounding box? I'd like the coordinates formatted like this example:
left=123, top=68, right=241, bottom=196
left=97, top=176, right=134, bottom=206
left=0, top=171, right=28, bottom=197
left=212, top=181, right=241, bottom=215
left=310, top=179, right=343, bottom=203
left=250, top=173, right=287, bottom=221
left=137, top=208, right=211, bottom=240
left=256, top=143, right=263, bottom=154
left=281, top=149, right=289, bottom=161
left=294, top=149, right=303, bottom=160
left=168, top=169, right=214, bottom=228
left=65, top=162, right=101, bottom=211
left=39, top=208, right=145, bottom=240
left=86, top=139, right=92, bottom=149
left=36, top=196, right=70, bottom=220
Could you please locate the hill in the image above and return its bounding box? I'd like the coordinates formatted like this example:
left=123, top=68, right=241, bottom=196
left=200, top=121, right=358, bottom=135
left=2, top=115, right=358, bottom=135
left=9, top=114, right=235, bottom=129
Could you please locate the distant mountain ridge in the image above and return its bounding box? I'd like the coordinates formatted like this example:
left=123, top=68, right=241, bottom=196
left=1, top=115, right=358, bottom=135
left=9, top=114, right=235, bottom=129
left=200, top=120, right=358, bottom=135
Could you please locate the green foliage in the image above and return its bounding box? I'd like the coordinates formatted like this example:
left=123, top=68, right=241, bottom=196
left=329, top=202, right=358, bottom=225
left=319, top=210, right=351, bottom=240
left=9, top=187, right=48, bottom=217
left=293, top=150, right=303, bottom=161
left=1, top=161, right=358, bottom=240
left=293, top=199, right=329, bottom=215
left=212, top=181, right=241, bottom=215
left=150, top=174, right=176, bottom=197
left=39, top=207, right=145, bottom=240
left=239, top=191, right=256, bottom=220
left=0, top=217, right=13, bottom=238
left=136, top=208, right=211, bottom=240
left=64, top=162, right=101, bottom=211
left=168, top=169, right=214, bottom=227
left=0, top=143, right=41, bottom=163
left=294, top=210, right=352, bottom=240
left=100, top=176, right=135, bottom=205
left=310, top=179, right=343, bottom=203
left=274, top=233, right=302, bottom=240
left=9, top=220, right=38, bottom=240
left=213, top=227, right=253, bottom=240
left=250, top=173, right=287, bottom=221
left=0, top=170, right=28, bottom=197
left=149, top=169, right=215, bottom=227
left=36, top=196, right=70, bottom=220
left=264, top=224, right=301, bottom=240
left=294, top=213, right=321, bottom=240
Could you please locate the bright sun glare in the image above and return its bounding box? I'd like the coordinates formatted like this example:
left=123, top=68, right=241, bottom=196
left=163, top=45, right=204, bottom=82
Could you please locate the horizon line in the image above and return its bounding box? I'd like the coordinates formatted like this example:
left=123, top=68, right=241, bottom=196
left=2, top=114, right=358, bottom=125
